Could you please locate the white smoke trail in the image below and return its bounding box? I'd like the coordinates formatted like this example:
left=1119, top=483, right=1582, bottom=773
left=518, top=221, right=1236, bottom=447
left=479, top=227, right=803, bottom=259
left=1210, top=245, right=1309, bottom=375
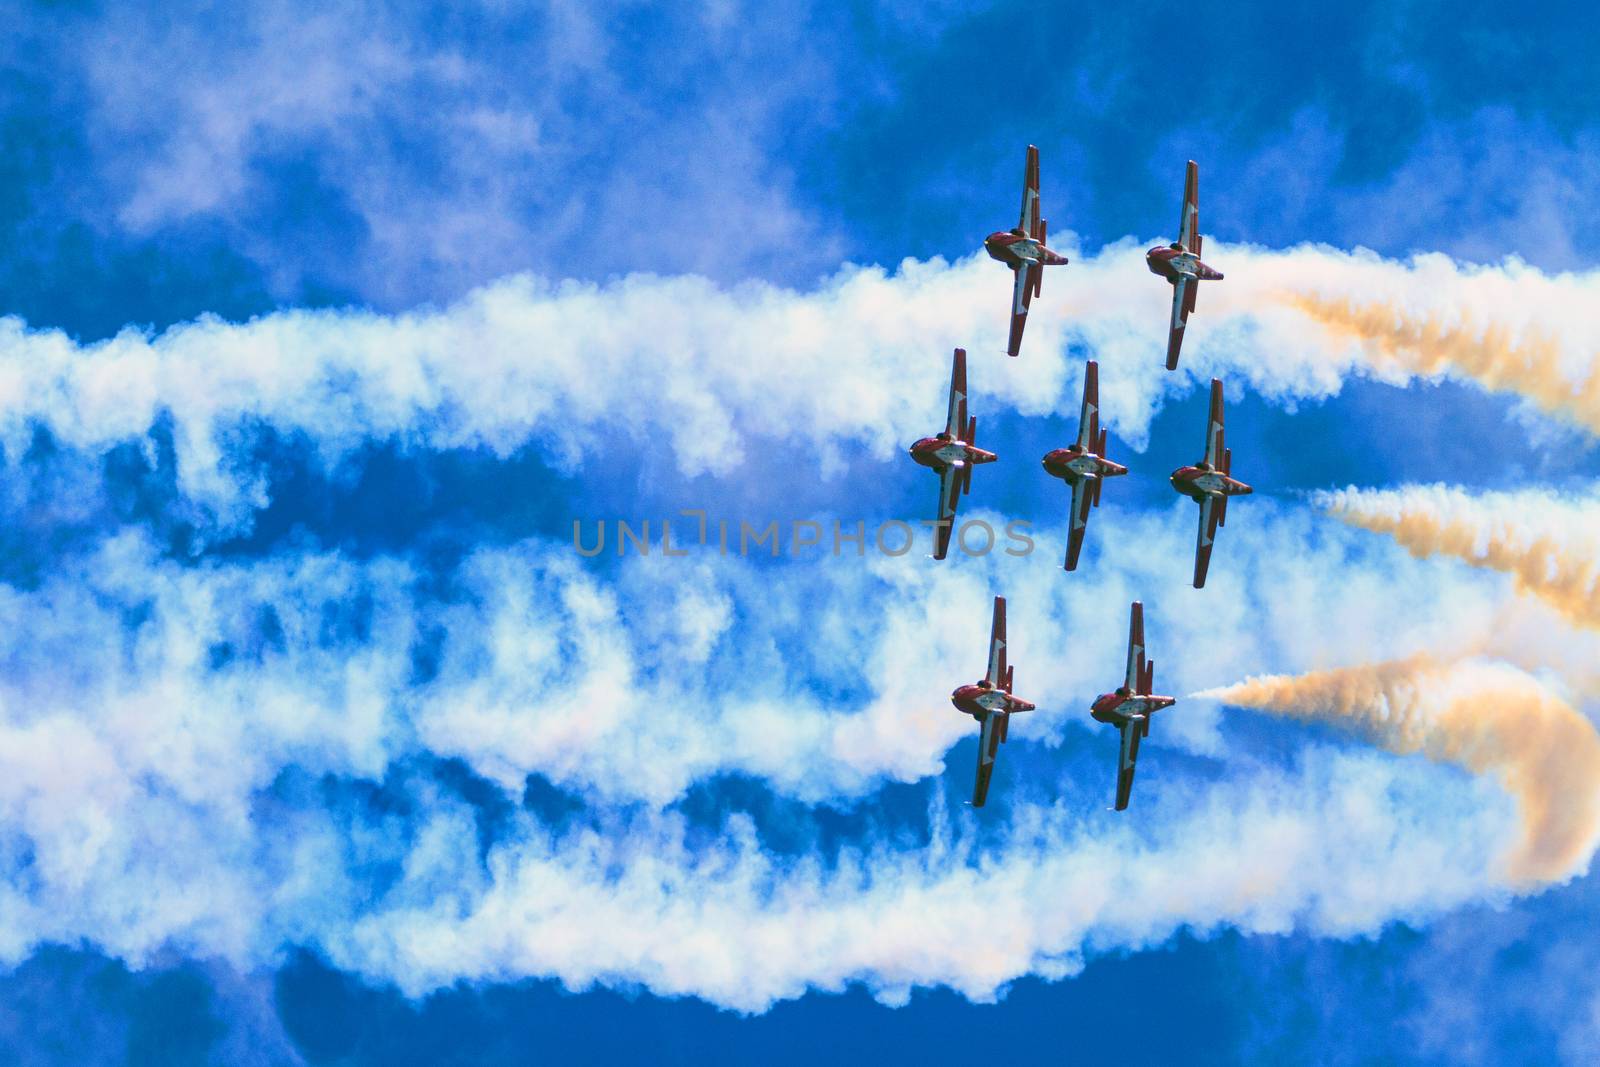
left=0, top=720, right=1517, bottom=1011
left=0, top=499, right=1569, bottom=1005
left=1318, top=485, right=1600, bottom=630
left=329, top=755, right=1512, bottom=1009
left=0, top=503, right=1514, bottom=807
left=4, top=243, right=1597, bottom=528
left=4, top=245, right=1599, bottom=1005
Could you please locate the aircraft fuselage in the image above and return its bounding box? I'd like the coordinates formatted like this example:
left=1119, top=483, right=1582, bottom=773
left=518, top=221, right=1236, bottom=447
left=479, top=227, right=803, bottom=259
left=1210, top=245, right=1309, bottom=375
left=1042, top=446, right=1128, bottom=483
left=985, top=230, right=1069, bottom=269
left=1090, top=688, right=1176, bottom=725
left=952, top=682, right=1037, bottom=718
left=910, top=435, right=996, bottom=471
left=1145, top=245, right=1223, bottom=283
left=1169, top=464, right=1253, bottom=502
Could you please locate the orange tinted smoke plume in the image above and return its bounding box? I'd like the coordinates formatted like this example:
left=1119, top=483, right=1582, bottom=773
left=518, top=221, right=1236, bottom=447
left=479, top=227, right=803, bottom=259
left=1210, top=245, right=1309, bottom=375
left=1207, top=654, right=1600, bottom=887
left=1318, top=486, right=1600, bottom=630
left=1289, top=295, right=1600, bottom=436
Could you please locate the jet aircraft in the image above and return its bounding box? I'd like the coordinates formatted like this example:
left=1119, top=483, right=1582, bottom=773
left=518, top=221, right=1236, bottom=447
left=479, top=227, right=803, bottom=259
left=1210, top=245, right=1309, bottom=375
left=950, top=596, right=1036, bottom=807
left=908, top=348, right=996, bottom=559
left=1041, top=360, right=1128, bottom=570
left=1090, top=601, right=1176, bottom=811
left=984, top=144, right=1070, bottom=357
left=1170, top=379, right=1253, bottom=588
left=1145, top=160, right=1223, bottom=370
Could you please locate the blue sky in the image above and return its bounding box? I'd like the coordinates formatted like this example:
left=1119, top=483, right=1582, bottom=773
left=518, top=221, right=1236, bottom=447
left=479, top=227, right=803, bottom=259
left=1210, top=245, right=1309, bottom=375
left=3, top=2, right=1600, bottom=1064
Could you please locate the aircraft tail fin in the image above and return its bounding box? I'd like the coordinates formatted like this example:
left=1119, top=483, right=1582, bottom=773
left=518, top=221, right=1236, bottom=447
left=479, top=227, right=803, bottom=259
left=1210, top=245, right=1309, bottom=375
left=1124, top=601, right=1145, bottom=691
left=1217, top=493, right=1228, bottom=527
left=986, top=597, right=1007, bottom=687
left=950, top=348, right=967, bottom=437
left=1140, top=658, right=1154, bottom=696
left=997, top=712, right=1009, bottom=743
left=1181, top=161, right=1201, bottom=254
left=1222, top=446, right=1232, bottom=475
left=1005, top=664, right=1015, bottom=693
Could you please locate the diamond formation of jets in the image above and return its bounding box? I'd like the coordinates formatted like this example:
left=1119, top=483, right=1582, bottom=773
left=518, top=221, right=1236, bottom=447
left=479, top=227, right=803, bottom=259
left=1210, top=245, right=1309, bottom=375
left=1041, top=360, right=1128, bottom=570
left=1090, top=601, right=1176, bottom=810
left=950, top=596, right=1036, bottom=807
left=1170, top=378, right=1253, bottom=588
left=984, top=144, right=1070, bottom=357
left=1145, top=160, right=1224, bottom=371
left=908, top=348, right=996, bottom=559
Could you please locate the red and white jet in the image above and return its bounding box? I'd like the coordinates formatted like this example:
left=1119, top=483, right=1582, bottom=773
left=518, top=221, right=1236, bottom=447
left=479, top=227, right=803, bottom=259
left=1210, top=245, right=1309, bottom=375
left=1145, top=160, right=1223, bottom=371
left=909, top=348, right=996, bottom=559
left=1041, top=360, right=1128, bottom=571
left=950, top=596, right=1037, bottom=807
left=1090, top=601, right=1176, bottom=811
left=1170, top=379, right=1253, bottom=588
left=984, top=144, right=1070, bottom=357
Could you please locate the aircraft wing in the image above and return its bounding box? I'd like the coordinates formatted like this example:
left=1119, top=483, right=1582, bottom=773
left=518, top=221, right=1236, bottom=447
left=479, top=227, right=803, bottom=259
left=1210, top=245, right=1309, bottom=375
left=1007, top=264, right=1037, bottom=357
left=1075, top=360, right=1099, bottom=450
left=966, top=710, right=992, bottom=809
left=1018, top=144, right=1041, bottom=237
left=1193, top=493, right=1220, bottom=588
left=1165, top=274, right=1191, bottom=371
left=985, top=595, right=1007, bottom=687
left=1114, top=718, right=1143, bottom=811
left=972, top=748, right=994, bottom=807
left=1123, top=600, right=1145, bottom=691
left=1202, top=378, right=1225, bottom=467
left=1178, top=160, right=1199, bottom=255
left=934, top=464, right=962, bottom=559
left=1064, top=475, right=1093, bottom=571
left=944, top=348, right=968, bottom=438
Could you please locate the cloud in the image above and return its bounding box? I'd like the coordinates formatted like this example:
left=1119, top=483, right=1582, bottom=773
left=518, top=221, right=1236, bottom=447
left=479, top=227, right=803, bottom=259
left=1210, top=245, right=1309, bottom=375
left=1229, top=108, right=1600, bottom=272
left=49, top=0, right=851, bottom=305
left=1197, top=653, right=1600, bottom=886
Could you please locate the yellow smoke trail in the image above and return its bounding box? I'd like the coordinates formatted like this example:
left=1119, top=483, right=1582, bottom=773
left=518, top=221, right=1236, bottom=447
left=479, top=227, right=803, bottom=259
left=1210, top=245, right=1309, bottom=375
left=1204, top=653, right=1600, bottom=887
left=1288, top=294, right=1600, bottom=435
left=1318, top=487, right=1600, bottom=630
